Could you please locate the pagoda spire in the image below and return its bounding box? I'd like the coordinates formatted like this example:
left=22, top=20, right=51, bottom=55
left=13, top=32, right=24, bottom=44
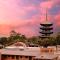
left=46, top=9, right=48, bottom=21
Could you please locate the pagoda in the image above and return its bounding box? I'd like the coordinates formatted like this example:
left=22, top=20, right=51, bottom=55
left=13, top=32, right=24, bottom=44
left=40, top=12, right=53, bottom=39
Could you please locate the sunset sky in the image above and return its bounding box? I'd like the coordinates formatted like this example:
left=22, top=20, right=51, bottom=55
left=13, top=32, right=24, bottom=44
left=0, top=0, right=60, bottom=37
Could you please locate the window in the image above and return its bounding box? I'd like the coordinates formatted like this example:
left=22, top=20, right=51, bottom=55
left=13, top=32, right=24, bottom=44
left=12, top=55, right=15, bottom=59
left=8, top=55, right=10, bottom=57
left=2, top=55, right=7, bottom=58
left=25, top=56, right=28, bottom=58
left=20, top=56, right=22, bottom=58
left=16, top=56, right=19, bottom=60
left=29, top=56, right=32, bottom=60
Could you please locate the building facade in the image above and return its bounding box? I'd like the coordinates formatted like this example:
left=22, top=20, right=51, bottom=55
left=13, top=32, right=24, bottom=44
left=0, top=42, right=58, bottom=60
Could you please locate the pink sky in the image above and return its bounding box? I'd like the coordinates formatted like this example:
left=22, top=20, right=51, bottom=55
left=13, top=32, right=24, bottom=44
left=0, top=0, right=60, bottom=37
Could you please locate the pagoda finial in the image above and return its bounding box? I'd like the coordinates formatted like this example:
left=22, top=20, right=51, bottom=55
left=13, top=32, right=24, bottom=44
left=46, top=9, right=48, bottom=21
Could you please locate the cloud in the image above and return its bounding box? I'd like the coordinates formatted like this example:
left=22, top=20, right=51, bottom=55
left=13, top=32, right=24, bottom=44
left=54, top=13, right=60, bottom=26
left=0, top=0, right=60, bottom=37
left=40, top=0, right=53, bottom=10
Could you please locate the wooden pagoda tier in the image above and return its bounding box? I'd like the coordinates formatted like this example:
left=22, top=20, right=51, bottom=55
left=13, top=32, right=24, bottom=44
left=40, top=24, right=53, bottom=26
left=40, top=31, right=53, bottom=34
left=40, top=23, right=53, bottom=38
left=40, top=27, right=53, bottom=30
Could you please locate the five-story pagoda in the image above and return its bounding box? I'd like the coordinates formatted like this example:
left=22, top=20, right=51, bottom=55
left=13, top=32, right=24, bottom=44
left=40, top=12, right=53, bottom=39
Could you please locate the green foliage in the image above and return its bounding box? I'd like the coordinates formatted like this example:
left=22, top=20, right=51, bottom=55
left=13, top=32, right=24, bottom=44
left=0, top=31, right=60, bottom=47
left=0, top=37, right=8, bottom=46
left=0, top=30, right=27, bottom=46
left=55, top=32, right=60, bottom=45
left=28, top=34, right=60, bottom=47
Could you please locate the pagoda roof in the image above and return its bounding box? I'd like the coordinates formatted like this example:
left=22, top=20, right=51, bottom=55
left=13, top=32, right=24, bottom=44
left=40, top=27, right=53, bottom=30
left=40, top=32, right=53, bottom=34
left=40, top=21, right=53, bottom=26
left=41, top=21, right=52, bottom=24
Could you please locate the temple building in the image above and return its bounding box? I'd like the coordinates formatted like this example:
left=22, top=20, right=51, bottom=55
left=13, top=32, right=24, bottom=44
left=40, top=12, right=53, bottom=39
left=0, top=42, right=58, bottom=60
left=0, top=46, right=58, bottom=60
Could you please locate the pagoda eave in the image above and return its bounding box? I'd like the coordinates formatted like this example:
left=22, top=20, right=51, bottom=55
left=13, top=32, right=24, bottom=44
left=40, top=32, right=53, bottom=34
left=40, top=27, right=53, bottom=30
left=40, top=24, right=53, bottom=26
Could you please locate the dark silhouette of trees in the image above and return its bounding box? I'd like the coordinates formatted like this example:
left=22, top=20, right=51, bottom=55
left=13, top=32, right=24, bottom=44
left=0, top=37, right=8, bottom=46
left=0, top=30, right=60, bottom=47
left=7, top=30, right=26, bottom=45
left=55, top=32, right=60, bottom=45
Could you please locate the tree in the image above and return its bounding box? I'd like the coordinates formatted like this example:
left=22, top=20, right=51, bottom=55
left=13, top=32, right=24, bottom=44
left=9, top=30, right=21, bottom=41
left=56, top=32, right=60, bottom=45
left=19, top=35, right=26, bottom=42
left=7, top=30, right=21, bottom=45
left=0, top=37, right=7, bottom=46
left=8, top=30, right=27, bottom=45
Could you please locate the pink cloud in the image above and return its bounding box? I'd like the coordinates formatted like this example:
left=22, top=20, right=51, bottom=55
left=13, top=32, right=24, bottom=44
left=40, top=0, right=54, bottom=15
left=0, top=24, right=12, bottom=36
left=0, top=0, right=60, bottom=37
left=16, top=27, right=38, bottom=37
left=40, top=1, right=53, bottom=9
left=54, top=13, right=60, bottom=26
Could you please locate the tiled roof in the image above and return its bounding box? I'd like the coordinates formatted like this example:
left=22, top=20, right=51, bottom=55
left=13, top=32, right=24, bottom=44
left=34, top=54, right=58, bottom=59
left=0, top=47, right=40, bottom=56
left=0, top=47, right=58, bottom=60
